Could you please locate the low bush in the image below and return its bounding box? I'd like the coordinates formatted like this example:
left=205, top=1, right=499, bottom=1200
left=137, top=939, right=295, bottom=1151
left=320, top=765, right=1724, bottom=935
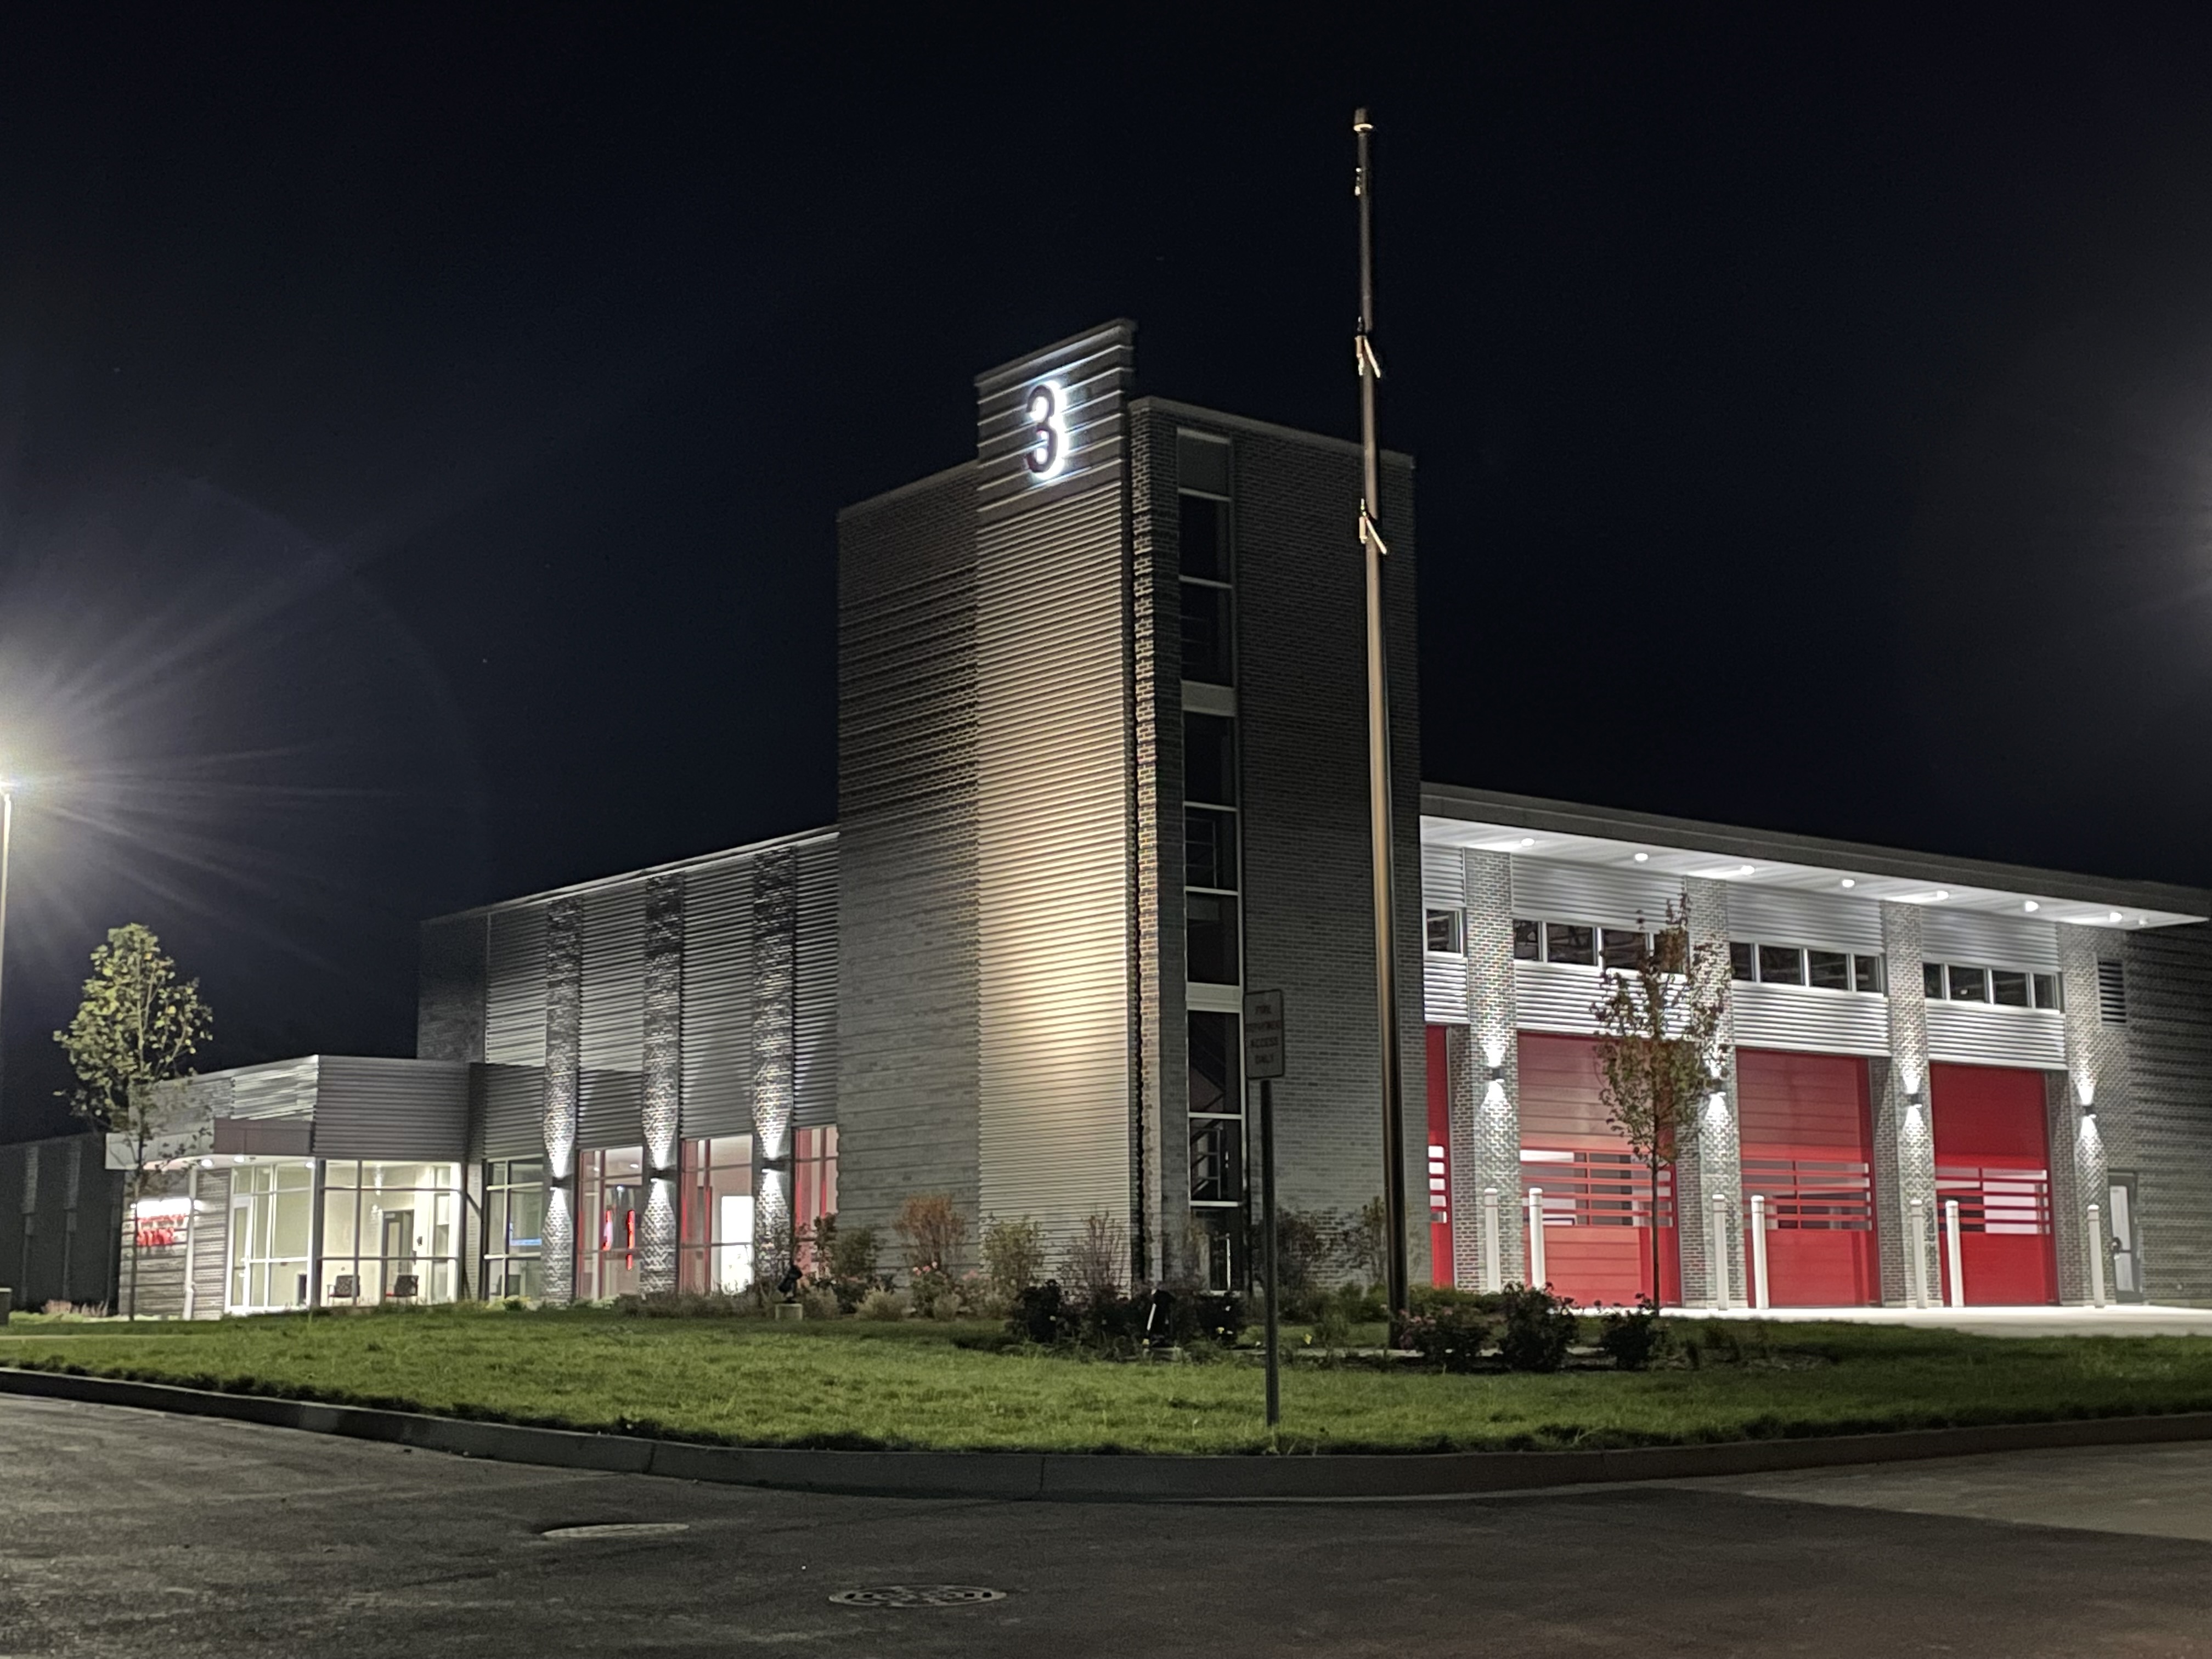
left=1596, top=1298, right=1665, bottom=1371
left=980, top=1216, right=1046, bottom=1314
left=1397, top=1302, right=1491, bottom=1373
left=1497, top=1284, right=1577, bottom=1373
left=856, top=1288, right=906, bottom=1321
left=1006, top=1280, right=1243, bottom=1357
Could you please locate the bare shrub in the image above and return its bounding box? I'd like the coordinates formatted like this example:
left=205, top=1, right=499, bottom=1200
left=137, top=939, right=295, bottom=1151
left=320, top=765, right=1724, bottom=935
left=1058, top=1213, right=1129, bottom=1306
left=893, top=1194, right=969, bottom=1279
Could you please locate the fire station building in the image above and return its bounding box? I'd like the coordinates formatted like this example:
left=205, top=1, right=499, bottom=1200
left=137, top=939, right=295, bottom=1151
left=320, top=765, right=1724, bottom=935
left=124, top=322, right=2212, bottom=1316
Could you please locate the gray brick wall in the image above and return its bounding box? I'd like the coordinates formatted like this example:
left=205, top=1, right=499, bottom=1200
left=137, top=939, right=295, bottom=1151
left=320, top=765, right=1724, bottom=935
left=1457, top=848, right=1523, bottom=1287
left=1128, top=409, right=1185, bottom=1281
left=752, top=847, right=797, bottom=1282
left=1679, top=877, right=1745, bottom=1307
left=540, top=896, right=582, bottom=1302
left=1198, top=408, right=1424, bottom=1280
left=2055, top=923, right=2125, bottom=1303
left=640, top=873, right=683, bottom=1293
left=416, top=915, right=487, bottom=1063
left=1876, top=901, right=1937, bottom=1305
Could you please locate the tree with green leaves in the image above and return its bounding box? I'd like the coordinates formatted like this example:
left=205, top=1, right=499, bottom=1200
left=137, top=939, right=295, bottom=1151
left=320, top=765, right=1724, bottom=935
left=1590, top=898, right=1729, bottom=1308
left=53, top=924, right=214, bottom=1318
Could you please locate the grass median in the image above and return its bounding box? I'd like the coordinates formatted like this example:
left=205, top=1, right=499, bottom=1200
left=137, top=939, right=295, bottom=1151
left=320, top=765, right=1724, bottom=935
left=3, top=1308, right=2211, bottom=1455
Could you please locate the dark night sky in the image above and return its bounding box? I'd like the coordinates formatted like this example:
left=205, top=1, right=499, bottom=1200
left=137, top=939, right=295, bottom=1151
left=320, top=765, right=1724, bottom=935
left=7, top=6, right=2212, bottom=1137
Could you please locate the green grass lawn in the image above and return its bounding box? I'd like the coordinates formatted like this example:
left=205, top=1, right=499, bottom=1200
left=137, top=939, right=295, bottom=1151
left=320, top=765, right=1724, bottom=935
left=3, top=1308, right=2211, bottom=1454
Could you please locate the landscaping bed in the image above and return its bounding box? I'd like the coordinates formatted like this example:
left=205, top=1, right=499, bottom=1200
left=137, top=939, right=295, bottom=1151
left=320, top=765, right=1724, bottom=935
left=4, top=1307, right=2212, bottom=1455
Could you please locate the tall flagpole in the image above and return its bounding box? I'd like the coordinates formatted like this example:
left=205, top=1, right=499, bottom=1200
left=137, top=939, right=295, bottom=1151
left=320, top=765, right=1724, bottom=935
left=1353, top=108, right=1409, bottom=1319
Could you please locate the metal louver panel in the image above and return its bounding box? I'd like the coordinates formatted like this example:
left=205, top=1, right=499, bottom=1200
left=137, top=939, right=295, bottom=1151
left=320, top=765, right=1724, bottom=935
left=476, top=1064, right=544, bottom=1161
left=975, top=324, right=1135, bottom=1246
left=1422, top=843, right=1465, bottom=906
left=486, top=906, right=548, bottom=1066
left=190, top=1169, right=229, bottom=1317
left=1925, top=1002, right=2066, bottom=1068
left=578, top=885, right=645, bottom=1150
left=1729, top=983, right=1889, bottom=1057
left=1921, top=911, right=2060, bottom=971
left=681, top=860, right=754, bottom=1139
left=1424, top=953, right=1468, bottom=1024
left=311, top=1057, right=469, bottom=1161
left=793, top=837, right=838, bottom=1128
left=1511, top=858, right=1683, bottom=929
left=1723, top=886, right=1884, bottom=953
left=225, top=1058, right=319, bottom=1120
left=1514, top=961, right=1605, bottom=1035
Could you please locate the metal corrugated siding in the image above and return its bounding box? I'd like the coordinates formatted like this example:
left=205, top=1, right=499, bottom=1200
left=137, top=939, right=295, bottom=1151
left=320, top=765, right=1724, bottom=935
left=1514, top=961, right=1604, bottom=1035
left=1724, top=885, right=1884, bottom=953
left=578, top=885, right=645, bottom=1150
left=1510, top=858, right=1683, bottom=928
left=476, top=1064, right=544, bottom=1162
left=1730, top=984, right=1890, bottom=1056
left=311, top=1057, right=469, bottom=1161
left=680, top=860, right=753, bottom=1139
left=1921, top=910, right=2061, bottom=971
left=1925, top=1002, right=2066, bottom=1068
left=975, top=325, right=1136, bottom=1245
left=835, top=462, right=980, bottom=1238
left=2123, top=925, right=2212, bottom=1302
left=793, top=837, right=838, bottom=1129
left=485, top=905, right=548, bottom=1066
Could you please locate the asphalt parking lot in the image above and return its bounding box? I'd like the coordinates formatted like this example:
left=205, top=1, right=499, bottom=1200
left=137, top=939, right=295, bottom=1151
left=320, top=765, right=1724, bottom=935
left=3, top=1395, right=2210, bottom=1657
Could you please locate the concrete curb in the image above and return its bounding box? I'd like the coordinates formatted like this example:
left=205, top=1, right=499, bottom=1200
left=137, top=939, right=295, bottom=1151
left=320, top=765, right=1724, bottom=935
left=4, top=1365, right=2211, bottom=1501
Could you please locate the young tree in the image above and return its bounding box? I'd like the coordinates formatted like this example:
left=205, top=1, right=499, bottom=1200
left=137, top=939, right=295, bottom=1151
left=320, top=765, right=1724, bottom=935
left=1590, top=899, right=1729, bottom=1308
left=53, top=924, right=214, bottom=1319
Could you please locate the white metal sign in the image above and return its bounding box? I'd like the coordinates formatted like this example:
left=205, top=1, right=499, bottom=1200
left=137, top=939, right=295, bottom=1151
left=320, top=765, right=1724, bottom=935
left=1243, top=989, right=1285, bottom=1080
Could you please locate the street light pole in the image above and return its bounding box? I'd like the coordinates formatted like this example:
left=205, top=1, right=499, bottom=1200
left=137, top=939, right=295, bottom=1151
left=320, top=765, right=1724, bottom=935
left=1353, top=108, right=1410, bottom=1320
left=0, top=781, right=13, bottom=1132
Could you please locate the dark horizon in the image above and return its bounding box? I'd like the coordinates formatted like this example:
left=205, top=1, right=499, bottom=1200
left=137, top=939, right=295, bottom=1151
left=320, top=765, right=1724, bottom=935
left=9, top=7, right=2212, bottom=1137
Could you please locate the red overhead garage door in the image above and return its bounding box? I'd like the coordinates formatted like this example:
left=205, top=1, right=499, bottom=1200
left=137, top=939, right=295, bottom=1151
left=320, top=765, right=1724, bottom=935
left=1931, top=1063, right=2057, bottom=1306
left=1737, top=1049, right=1878, bottom=1306
left=1518, top=1033, right=1679, bottom=1307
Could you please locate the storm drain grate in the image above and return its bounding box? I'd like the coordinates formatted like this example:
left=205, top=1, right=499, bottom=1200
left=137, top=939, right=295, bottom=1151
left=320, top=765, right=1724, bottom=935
left=541, top=1522, right=692, bottom=1541
left=829, top=1585, right=1007, bottom=1609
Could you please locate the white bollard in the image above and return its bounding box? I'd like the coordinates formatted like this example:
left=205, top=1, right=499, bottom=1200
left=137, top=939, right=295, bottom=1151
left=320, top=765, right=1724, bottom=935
left=1526, top=1187, right=1547, bottom=1289
left=1908, top=1197, right=1928, bottom=1308
left=1944, top=1199, right=1965, bottom=1308
left=1750, top=1193, right=1770, bottom=1310
left=2087, top=1201, right=2107, bottom=1307
left=1481, top=1187, right=1502, bottom=1292
left=1709, top=1192, right=1732, bottom=1310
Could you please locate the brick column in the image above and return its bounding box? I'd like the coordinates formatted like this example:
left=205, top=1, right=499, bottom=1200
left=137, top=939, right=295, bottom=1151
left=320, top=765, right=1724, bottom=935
left=1678, top=878, right=1743, bottom=1308
left=2053, top=925, right=2124, bottom=1304
left=541, top=896, right=583, bottom=1305
left=753, top=848, right=798, bottom=1286
left=1876, top=901, right=1937, bottom=1305
left=1455, top=849, right=1523, bottom=1289
left=640, top=873, right=684, bottom=1296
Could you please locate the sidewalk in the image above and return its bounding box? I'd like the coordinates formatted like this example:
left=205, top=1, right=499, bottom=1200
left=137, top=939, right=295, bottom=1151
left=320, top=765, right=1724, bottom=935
left=1667, top=1302, right=2212, bottom=1338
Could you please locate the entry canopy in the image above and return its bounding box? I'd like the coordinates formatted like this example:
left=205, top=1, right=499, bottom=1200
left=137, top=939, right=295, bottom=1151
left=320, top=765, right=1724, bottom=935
left=1421, top=785, right=2209, bottom=932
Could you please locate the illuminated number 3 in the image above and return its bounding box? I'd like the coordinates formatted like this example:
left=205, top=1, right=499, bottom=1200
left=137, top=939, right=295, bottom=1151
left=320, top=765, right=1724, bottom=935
left=1024, top=381, right=1066, bottom=478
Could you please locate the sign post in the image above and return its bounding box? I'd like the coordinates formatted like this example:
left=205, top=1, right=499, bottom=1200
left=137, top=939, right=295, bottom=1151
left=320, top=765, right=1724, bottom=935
left=1244, top=990, right=1286, bottom=1430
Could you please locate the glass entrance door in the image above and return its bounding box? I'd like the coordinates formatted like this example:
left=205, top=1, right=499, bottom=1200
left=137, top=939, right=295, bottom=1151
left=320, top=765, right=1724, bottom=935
left=380, top=1209, right=416, bottom=1299
left=2108, top=1172, right=2144, bottom=1303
